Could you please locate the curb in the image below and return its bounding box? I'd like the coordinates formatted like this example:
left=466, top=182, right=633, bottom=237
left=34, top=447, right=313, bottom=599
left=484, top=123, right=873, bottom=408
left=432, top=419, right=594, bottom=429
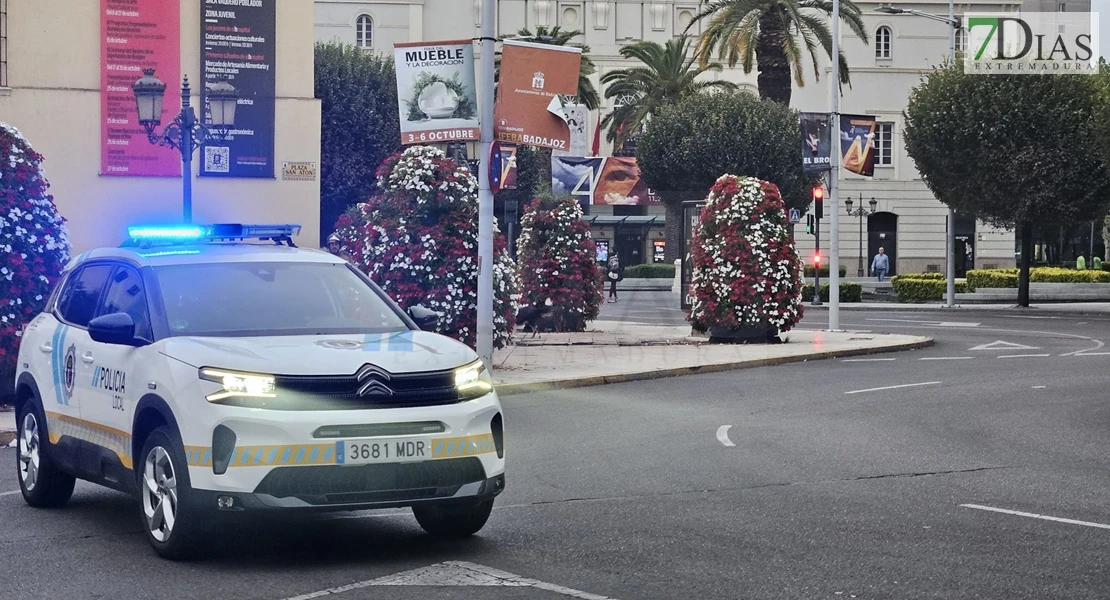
left=805, top=304, right=1110, bottom=319
left=0, top=431, right=14, bottom=448
left=494, top=337, right=934, bottom=396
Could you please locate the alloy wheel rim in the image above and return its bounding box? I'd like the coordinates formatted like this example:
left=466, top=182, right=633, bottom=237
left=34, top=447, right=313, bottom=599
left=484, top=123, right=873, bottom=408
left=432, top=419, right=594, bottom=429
left=18, top=413, right=40, bottom=491
left=142, top=446, right=178, bottom=543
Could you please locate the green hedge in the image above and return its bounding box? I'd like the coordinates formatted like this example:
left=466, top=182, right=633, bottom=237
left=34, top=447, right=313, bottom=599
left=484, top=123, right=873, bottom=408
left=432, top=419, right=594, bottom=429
left=803, top=264, right=849, bottom=278
left=898, top=272, right=946, bottom=280
left=967, top=267, right=1110, bottom=289
left=801, top=282, right=863, bottom=303
left=621, top=263, right=676, bottom=279
left=891, top=276, right=969, bottom=301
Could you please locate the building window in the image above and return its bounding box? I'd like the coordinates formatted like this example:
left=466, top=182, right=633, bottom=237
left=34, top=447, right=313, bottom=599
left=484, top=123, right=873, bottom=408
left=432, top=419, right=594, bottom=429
left=356, top=14, right=373, bottom=49
left=0, top=0, right=7, bottom=87
left=875, top=26, right=892, bottom=59
left=876, top=122, right=894, bottom=166
left=1057, top=2, right=1066, bottom=10
left=954, top=28, right=967, bottom=53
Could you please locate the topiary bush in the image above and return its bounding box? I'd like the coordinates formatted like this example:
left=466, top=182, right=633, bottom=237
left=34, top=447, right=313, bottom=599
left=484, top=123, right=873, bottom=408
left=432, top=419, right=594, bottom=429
left=891, top=276, right=969, bottom=301
left=515, top=196, right=603, bottom=332
left=1095, top=257, right=1103, bottom=270
left=801, top=282, right=863, bottom=303
left=0, top=123, right=71, bottom=400
left=333, top=145, right=518, bottom=349
left=623, top=263, right=676, bottom=279
left=966, top=267, right=1110, bottom=289
left=688, top=175, right=804, bottom=338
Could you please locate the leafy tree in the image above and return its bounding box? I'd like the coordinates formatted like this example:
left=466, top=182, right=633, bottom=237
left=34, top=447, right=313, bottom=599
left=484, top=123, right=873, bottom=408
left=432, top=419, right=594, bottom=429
left=904, top=63, right=1110, bottom=306
left=686, top=0, right=868, bottom=105
left=0, top=123, right=71, bottom=398
left=636, top=91, right=820, bottom=261
left=601, top=34, right=737, bottom=150
left=515, top=196, right=603, bottom=331
left=315, top=41, right=402, bottom=246
left=497, top=26, right=600, bottom=110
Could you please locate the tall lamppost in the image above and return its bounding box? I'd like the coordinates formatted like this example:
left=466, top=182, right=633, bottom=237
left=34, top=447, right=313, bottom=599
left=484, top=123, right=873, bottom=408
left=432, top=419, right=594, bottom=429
left=845, top=195, right=878, bottom=277
left=875, top=4, right=960, bottom=306
left=131, top=68, right=238, bottom=223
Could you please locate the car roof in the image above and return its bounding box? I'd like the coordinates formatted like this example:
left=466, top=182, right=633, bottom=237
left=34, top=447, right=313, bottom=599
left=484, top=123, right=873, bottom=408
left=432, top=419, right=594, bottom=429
left=66, top=243, right=348, bottom=271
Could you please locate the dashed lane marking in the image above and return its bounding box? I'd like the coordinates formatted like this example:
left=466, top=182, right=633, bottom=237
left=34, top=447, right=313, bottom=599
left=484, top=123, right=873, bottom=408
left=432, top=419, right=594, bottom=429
left=845, top=382, right=942, bottom=395
left=716, top=425, right=736, bottom=447
left=842, top=358, right=897, bottom=362
left=961, top=504, right=1110, bottom=530
left=920, top=357, right=972, bottom=361
left=0, top=490, right=21, bottom=497
left=1070, top=352, right=1110, bottom=356
left=998, top=354, right=1051, bottom=359
left=281, top=561, right=620, bottom=600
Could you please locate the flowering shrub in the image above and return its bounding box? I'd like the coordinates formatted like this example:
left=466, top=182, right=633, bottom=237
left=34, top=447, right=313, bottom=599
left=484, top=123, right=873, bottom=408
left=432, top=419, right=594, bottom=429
left=689, top=175, right=803, bottom=335
left=515, top=197, right=603, bottom=331
left=333, top=145, right=517, bottom=348
left=0, top=123, right=71, bottom=392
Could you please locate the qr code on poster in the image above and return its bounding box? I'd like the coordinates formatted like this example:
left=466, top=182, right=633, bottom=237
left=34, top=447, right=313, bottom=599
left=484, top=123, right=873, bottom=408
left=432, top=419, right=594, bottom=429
left=204, top=146, right=230, bottom=173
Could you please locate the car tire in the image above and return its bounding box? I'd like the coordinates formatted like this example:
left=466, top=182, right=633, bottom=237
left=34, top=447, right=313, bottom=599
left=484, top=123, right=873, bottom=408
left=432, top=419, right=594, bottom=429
left=138, top=426, right=203, bottom=561
left=412, top=498, right=494, bottom=539
left=16, top=398, right=76, bottom=508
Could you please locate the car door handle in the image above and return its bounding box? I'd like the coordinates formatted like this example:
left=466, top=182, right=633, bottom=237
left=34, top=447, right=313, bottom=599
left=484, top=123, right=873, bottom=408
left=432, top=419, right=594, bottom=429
left=39, top=343, right=52, bottom=353
left=82, top=352, right=95, bottom=364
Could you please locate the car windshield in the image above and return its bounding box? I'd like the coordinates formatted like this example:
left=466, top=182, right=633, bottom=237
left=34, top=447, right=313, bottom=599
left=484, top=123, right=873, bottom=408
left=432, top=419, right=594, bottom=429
left=153, top=261, right=410, bottom=337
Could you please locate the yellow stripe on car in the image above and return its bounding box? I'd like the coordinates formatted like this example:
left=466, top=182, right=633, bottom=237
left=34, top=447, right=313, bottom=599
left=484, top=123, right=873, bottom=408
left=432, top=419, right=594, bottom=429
left=45, top=411, right=134, bottom=469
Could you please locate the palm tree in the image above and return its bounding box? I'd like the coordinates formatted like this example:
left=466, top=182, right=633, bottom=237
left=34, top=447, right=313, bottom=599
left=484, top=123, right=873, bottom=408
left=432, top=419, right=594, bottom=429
left=601, top=35, right=738, bottom=150
left=497, top=26, right=601, bottom=110
left=686, top=0, right=869, bottom=105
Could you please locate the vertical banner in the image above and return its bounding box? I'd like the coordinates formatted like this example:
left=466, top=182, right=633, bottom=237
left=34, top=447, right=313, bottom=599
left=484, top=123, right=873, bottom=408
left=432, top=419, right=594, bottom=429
left=494, top=39, right=582, bottom=151
left=101, top=0, right=181, bottom=177
left=840, top=114, right=877, bottom=177
left=800, top=112, right=831, bottom=173
left=499, top=144, right=518, bottom=190
left=200, top=0, right=276, bottom=178
left=394, top=40, right=479, bottom=145
left=551, top=156, right=660, bottom=206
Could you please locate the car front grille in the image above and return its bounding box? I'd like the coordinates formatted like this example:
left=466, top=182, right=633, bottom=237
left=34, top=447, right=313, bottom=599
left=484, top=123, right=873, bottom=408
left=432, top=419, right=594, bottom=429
left=253, top=458, right=487, bottom=506
left=266, top=366, right=463, bottom=410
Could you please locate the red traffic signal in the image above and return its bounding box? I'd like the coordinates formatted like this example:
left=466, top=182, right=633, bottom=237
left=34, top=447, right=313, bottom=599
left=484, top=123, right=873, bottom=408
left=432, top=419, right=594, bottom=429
left=813, top=253, right=822, bottom=265
left=812, top=186, right=824, bottom=201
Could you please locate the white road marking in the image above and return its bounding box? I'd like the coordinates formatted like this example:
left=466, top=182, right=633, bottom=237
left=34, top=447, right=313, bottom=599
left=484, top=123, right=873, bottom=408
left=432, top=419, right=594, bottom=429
left=1070, top=352, right=1110, bottom=356
left=845, top=382, right=942, bottom=395
left=866, top=318, right=981, bottom=327
left=961, top=504, right=1110, bottom=530
left=920, top=356, right=972, bottom=361
left=842, top=358, right=897, bottom=362
left=716, top=425, right=735, bottom=447
left=281, top=561, right=619, bottom=600
left=0, top=490, right=21, bottom=497
left=1033, top=386, right=1047, bottom=389
left=969, top=340, right=1041, bottom=351
left=997, top=354, right=1051, bottom=359
left=1061, top=337, right=1105, bottom=356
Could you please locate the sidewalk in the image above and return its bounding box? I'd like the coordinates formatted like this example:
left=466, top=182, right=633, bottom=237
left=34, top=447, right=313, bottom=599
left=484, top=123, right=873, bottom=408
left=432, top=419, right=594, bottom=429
left=0, top=407, right=14, bottom=448
left=492, top=320, right=933, bottom=395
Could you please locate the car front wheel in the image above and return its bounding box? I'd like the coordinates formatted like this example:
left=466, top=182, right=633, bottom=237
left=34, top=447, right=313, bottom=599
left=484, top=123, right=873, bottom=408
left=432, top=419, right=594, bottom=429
left=412, top=498, right=494, bottom=539
left=139, top=427, right=202, bottom=560
left=17, top=400, right=75, bottom=508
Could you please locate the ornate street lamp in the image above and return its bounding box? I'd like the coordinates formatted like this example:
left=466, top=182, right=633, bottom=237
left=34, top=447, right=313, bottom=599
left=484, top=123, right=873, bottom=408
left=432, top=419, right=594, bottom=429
left=132, top=68, right=238, bottom=223
left=845, top=195, right=879, bottom=277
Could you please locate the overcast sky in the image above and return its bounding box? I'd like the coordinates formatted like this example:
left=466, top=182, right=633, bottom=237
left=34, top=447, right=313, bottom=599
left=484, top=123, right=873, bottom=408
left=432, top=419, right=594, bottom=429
left=1094, top=0, right=1108, bottom=58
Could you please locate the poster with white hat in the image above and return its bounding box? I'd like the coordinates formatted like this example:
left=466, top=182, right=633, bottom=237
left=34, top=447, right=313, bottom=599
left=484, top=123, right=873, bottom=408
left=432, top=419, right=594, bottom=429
left=394, top=40, right=480, bottom=145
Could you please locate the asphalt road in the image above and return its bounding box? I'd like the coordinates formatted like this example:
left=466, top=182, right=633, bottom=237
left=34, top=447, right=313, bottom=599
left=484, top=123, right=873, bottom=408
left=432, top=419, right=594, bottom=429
left=3, top=296, right=1110, bottom=599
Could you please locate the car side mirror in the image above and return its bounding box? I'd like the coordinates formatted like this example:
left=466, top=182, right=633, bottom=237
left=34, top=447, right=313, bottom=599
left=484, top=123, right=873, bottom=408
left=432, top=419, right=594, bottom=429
left=408, top=305, right=440, bottom=332
left=88, top=313, right=148, bottom=347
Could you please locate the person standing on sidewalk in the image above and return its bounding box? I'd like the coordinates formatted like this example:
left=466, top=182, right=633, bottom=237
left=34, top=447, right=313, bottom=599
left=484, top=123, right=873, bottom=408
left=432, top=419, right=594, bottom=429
left=871, top=247, right=890, bottom=282
left=606, top=256, right=623, bottom=303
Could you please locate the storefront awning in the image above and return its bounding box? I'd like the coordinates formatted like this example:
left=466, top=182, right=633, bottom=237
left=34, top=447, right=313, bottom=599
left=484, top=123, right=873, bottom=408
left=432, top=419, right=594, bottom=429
left=581, top=216, right=665, bottom=226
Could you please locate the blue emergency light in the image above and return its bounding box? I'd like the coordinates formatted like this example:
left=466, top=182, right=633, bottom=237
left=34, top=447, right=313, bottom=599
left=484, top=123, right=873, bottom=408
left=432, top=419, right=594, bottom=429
left=123, top=223, right=302, bottom=247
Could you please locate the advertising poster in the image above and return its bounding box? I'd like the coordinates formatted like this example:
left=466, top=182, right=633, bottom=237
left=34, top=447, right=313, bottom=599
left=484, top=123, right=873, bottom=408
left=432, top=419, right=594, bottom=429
left=800, top=112, right=831, bottom=173
left=840, top=114, right=877, bottom=177
left=495, top=39, right=582, bottom=151
left=200, top=0, right=276, bottom=178
left=499, top=144, right=518, bottom=190
left=394, top=40, right=479, bottom=145
left=100, top=0, right=181, bottom=177
left=551, top=156, right=661, bottom=206
left=552, top=104, right=589, bottom=157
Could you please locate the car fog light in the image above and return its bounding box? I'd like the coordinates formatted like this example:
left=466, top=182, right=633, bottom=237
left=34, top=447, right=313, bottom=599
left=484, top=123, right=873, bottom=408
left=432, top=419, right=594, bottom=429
left=217, top=495, right=235, bottom=509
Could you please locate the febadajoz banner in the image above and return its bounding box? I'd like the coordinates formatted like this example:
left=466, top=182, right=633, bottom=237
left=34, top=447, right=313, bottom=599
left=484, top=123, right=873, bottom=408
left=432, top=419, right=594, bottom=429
left=840, top=114, right=876, bottom=178
left=200, top=0, right=276, bottom=178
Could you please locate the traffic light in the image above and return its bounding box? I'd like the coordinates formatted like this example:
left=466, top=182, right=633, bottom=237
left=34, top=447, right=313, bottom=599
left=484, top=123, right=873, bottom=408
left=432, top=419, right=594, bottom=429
left=812, top=185, right=824, bottom=217
left=806, top=214, right=814, bottom=234
left=813, top=252, right=821, bottom=266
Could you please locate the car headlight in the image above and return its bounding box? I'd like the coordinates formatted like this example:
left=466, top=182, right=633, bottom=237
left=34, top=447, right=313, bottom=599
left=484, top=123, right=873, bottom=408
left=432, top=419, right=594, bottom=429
left=199, top=368, right=276, bottom=402
left=455, top=359, right=493, bottom=400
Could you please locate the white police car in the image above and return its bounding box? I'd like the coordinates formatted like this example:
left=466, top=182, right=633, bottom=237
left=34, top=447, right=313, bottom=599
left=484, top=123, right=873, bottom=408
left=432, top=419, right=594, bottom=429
left=13, top=224, right=505, bottom=559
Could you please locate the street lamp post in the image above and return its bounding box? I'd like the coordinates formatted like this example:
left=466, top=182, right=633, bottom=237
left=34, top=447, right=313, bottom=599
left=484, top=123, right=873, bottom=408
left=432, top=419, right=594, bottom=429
left=875, top=5, right=959, bottom=306
left=845, top=195, right=878, bottom=277
left=132, top=68, right=238, bottom=223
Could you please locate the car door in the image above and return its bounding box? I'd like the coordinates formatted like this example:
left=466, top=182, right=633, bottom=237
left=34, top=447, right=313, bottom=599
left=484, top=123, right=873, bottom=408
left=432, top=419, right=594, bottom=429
left=81, top=262, right=152, bottom=471
left=46, top=262, right=113, bottom=460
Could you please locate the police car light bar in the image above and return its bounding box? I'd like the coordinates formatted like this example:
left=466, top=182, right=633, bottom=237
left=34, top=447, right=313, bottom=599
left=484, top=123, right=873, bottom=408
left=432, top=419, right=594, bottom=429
left=125, top=224, right=302, bottom=246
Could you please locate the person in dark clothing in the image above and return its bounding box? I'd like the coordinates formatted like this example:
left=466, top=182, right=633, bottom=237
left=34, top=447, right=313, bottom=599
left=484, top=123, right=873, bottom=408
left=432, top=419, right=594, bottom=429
left=606, top=256, right=623, bottom=302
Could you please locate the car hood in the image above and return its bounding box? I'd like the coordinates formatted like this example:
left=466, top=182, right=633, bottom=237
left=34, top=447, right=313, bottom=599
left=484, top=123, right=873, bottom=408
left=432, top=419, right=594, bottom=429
left=159, top=330, right=479, bottom=375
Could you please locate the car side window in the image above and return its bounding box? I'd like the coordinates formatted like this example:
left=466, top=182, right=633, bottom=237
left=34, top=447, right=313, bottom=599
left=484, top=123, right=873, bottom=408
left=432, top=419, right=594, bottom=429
left=99, top=265, right=153, bottom=340
left=57, top=264, right=113, bottom=328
